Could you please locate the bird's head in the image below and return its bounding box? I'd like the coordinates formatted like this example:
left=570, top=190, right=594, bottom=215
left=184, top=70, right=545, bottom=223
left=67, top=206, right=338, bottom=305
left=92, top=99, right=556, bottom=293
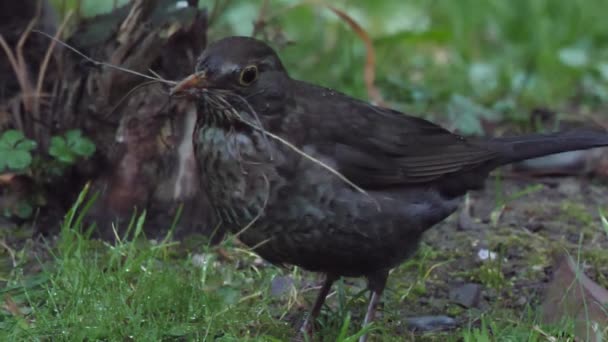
left=171, top=36, right=291, bottom=125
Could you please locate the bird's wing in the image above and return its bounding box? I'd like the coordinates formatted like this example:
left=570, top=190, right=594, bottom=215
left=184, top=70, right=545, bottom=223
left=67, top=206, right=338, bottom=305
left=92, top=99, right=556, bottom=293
left=292, top=87, right=499, bottom=189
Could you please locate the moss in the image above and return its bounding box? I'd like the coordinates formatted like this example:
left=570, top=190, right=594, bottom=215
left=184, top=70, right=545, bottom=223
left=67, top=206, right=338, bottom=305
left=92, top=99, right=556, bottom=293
left=560, top=202, right=595, bottom=227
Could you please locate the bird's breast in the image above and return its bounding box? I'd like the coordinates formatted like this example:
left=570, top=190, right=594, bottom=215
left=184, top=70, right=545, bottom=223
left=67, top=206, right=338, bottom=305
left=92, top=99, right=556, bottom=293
left=194, top=125, right=283, bottom=228
left=193, top=124, right=463, bottom=276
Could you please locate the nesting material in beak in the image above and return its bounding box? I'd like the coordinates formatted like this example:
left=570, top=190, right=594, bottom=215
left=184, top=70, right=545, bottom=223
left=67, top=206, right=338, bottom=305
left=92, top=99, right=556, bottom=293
left=170, top=71, right=207, bottom=96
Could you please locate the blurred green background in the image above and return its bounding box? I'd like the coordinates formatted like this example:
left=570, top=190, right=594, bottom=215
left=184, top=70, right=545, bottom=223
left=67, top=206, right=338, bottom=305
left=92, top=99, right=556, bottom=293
left=51, top=0, right=608, bottom=134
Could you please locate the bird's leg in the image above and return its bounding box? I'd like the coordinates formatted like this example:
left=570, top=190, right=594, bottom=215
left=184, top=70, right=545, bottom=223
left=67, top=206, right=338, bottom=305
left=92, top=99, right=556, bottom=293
left=299, top=273, right=338, bottom=339
left=359, top=270, right=389, bottom=342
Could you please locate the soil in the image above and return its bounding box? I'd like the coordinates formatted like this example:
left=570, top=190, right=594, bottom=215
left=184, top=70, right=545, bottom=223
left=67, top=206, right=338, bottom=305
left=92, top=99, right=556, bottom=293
left=354, top=173, right=607, bottom=338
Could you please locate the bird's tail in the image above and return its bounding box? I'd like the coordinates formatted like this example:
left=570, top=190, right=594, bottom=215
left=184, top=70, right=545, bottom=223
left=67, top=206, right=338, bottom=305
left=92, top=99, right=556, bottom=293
left=485, top=128, right=608, bottom=167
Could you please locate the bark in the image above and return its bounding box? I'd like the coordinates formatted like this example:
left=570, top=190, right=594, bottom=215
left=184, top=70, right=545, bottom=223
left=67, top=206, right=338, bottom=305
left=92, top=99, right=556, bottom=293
left=1, top=0, right=218, bottom=242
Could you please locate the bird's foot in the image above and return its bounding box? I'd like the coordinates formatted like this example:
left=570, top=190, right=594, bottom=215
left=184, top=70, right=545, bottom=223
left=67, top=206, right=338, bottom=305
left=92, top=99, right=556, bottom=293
left=293, top=317, right=314, bottom=342
left=405, top=315, right=457, bottom=332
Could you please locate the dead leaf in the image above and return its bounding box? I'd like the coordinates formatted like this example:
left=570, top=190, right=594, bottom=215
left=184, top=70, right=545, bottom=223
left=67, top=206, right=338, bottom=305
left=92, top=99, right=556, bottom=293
left=3, top=294, right=24, bottom=317
left=542, top=253, right=608, bottom=342
left=325, top=5, right=385, bottom=107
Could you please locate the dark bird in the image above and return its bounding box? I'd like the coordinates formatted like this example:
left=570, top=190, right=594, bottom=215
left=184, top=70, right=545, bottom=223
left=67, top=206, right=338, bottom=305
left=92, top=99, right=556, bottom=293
left=171, top=36, right=608, bottom=341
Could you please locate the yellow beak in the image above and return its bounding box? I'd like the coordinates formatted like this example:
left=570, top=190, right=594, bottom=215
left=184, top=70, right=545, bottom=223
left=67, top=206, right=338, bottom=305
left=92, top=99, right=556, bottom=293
left=170, top=71, right=207, bottom=96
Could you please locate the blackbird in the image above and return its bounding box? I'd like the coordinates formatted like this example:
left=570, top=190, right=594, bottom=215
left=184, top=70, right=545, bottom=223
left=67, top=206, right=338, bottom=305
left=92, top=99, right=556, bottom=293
left=171, top=36, right=608, bottom=341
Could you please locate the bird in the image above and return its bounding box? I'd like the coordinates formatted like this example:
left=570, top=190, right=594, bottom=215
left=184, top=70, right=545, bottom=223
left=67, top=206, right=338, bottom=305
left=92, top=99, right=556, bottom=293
left=170, top=36, right=608, bottom=341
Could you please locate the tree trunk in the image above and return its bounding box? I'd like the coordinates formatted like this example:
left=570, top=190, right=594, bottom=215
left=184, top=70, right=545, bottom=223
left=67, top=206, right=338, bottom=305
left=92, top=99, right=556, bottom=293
left=1, top=0, right=219, bottom=242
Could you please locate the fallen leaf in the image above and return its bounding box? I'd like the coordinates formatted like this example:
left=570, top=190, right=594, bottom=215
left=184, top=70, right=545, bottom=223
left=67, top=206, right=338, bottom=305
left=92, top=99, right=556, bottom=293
left=542, top=253, right=608, bottom=342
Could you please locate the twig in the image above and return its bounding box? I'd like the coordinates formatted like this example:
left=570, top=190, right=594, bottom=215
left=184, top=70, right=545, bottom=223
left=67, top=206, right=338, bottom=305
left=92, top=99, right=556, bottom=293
left=233, top=174, right=271, bottom=240
left=147, top=68, right=168, bottom=82
left=33, top=30, right=176, bottom=85
left=251, top=0, right=270, bottom=38
left=15, top=4, right=41, bottom=112
left=0, top=240, right=17, bottom=268
left=210, top=91, right=379, bottom=208
left=0, top=37, right=23, bottom=98
left=34, top=12, right=74, bottom=133
left=208, top=0, right=231, bottom=26
left=105, top=80, right=165, bottom=118
left=0, top=19, right=41, bottom=132
left=250, top=2, right=385, bottom=105
left=250, top=126, right=373, bottom=201
left=326, top=5, right=384, bottom=106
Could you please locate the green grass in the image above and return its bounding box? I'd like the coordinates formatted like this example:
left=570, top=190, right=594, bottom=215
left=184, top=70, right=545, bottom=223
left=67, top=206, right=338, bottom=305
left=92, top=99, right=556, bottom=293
left=0, top=187, right=371, bottom=341
left=3, top=0, right=608, bottom=340
left=461, top=312, right=576, bottom=342
left=1, top=187, right=291, bottom=341
left=1, top=184, right=606, bottom=340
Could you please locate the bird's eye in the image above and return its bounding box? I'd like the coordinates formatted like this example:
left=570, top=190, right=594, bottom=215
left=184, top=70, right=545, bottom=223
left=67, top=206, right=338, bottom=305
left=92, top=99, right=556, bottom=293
left=239, top=65, right=258, bottom=86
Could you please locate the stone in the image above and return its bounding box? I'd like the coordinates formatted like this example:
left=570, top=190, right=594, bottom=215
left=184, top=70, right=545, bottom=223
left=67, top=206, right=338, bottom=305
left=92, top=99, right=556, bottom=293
left=449, top=283, right=482, bottom=308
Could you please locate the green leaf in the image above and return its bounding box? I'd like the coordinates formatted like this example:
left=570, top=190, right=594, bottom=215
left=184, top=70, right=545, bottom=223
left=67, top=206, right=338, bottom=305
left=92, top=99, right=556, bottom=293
left=49, top=136, right=66, bottom=153
left=49, top=136, right=76, bottom=164
left=0, top=130, right=35, bottom=171
left=0, top=129, right=36, bottom=171
left=71, top=138, right=96, bottom=157
left=64, top=130, right=96, bottom=157
left=15, top=201, right=33, bottom=219
left=1, top=130, right=25, bottom=147
left=15, top=139, right=37, bottom=151
left=7, top=150, right=32, bottom=170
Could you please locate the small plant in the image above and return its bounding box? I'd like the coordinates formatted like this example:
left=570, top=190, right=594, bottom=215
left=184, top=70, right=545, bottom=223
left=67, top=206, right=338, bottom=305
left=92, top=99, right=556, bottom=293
left=473, top=245, right=508, bottom=290
left=476, top=260, right=507, bottom=290
left=0, top=130, right=37, bottom=172
left=49, top=129, right=96, bottom=164
left=462, top=315, right=492, bottom=342
left=1, top=129, right=96, bottom=219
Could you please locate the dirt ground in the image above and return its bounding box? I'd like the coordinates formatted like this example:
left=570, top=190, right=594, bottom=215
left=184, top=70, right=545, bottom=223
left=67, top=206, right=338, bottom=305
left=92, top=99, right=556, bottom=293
left=362, top=172, right=608, bottom=338
left=1, top=166, right=607, bottom=340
